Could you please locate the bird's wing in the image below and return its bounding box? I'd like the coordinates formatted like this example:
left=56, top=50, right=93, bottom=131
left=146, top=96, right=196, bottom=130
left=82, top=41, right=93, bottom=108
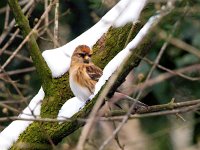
left=85, top=64, right=103, bottom=82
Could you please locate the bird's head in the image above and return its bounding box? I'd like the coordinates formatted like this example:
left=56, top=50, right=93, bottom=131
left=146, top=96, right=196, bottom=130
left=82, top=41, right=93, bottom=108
left=72, top=45, right=93, bottom=64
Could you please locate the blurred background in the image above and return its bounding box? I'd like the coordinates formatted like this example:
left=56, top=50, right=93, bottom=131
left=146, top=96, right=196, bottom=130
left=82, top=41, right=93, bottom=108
left=0, top=0, right=200, bottom=149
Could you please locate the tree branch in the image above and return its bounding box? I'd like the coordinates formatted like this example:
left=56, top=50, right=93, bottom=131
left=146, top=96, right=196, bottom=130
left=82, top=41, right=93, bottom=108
left=1, top=99, right=199, bottom=123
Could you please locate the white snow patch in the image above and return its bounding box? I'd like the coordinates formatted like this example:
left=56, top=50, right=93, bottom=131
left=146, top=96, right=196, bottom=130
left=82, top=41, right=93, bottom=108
left=114, top=0, right=147, bottom=27
left=42, top=50, right=71, bottom=78
left=57, top=97, right=85, bottom=120
left=0, top=88, right=44, bottom=150
left=20, top=87, right=44, bottom=118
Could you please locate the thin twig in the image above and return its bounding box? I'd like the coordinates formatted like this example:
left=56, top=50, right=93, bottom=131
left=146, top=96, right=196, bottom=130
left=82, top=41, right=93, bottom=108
left=143, top=57, right=200, bottom=81
left=0, top=0, right=30, bottom=14
left=46, top=29, right=60, bottom=47
left=2, top=0, right=55, bottom=98
left=37, top=9, right=70, bottom=34
left=2, top=0, right=56, bottom=70
left=108, top=104, right=125, bottom=150
left=159, top=30, right=200, bottom=58
left=53, top=0, right=59, bottom=48
left=99, top=103, right=200, bottom=149
left=0, top=0, right=34, bottom=45
left=0, top=29, right=20, bottom=55
left=0, top=99, right=199, bottom=123
left=0, top=65, right=36, bottom=118
left=45, top=0, right=49, bottom=27
left=4, top=5, right=10, bottom=29
left=0, top=65, right=25, bottom=99
left=0, top=103, right=21, bottom=114
left=2, top=49, right=32, bottom=62
left=0, top=67, right=35, bottom=76
left=109, top=99, right=200, bottom=117
left=104, top=103, right=200, bottom=121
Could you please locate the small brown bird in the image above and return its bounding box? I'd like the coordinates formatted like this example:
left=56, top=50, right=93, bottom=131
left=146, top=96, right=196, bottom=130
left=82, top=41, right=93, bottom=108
left=69, top=45, right=102, bottom=102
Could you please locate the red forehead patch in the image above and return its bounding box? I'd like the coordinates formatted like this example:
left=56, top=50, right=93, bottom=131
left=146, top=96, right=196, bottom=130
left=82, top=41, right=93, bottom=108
left=79, top=45, right=91, bottom=53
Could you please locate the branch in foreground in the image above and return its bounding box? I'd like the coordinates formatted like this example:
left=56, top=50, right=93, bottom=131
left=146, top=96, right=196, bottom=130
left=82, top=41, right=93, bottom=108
left=105, top=102, right=200, bottom=121
left=129, top=63, right=200, bottom=95
left=108, top=99, right=200, bottom=117
left=1, top=99, right=199, bottom=123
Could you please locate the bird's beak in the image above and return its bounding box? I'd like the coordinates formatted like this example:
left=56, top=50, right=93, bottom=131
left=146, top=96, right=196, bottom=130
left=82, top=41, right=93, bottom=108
left=84, top=55, right=90, bottom=63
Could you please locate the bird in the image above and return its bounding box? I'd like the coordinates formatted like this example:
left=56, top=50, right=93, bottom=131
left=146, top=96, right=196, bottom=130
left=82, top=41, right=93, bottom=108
left=69, top=45, right=102, bottom=102
left=69, top=45, right=148, bottom=109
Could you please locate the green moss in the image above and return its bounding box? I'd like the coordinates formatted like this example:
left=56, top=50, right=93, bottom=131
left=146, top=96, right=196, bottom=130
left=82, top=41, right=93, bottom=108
left=41, top=73, right=74, bottom=118
left=12, top=123, right=50, bottom=149
left=92, top=23, right=142, bottom=69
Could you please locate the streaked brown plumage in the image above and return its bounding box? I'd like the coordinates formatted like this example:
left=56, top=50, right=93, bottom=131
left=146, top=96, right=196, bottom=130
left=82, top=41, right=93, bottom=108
left=69, top=45, right=102, bottom=101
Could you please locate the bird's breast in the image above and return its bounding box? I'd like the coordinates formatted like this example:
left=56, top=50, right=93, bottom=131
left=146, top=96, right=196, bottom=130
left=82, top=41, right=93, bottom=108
left=69, top=70, right=92, bottom=102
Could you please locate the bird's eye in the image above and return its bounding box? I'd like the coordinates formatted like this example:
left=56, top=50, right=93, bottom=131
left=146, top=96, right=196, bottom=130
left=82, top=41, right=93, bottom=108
left=88, top=54, right=92, bottom=57
left=79, top=53, right=85, bottom=57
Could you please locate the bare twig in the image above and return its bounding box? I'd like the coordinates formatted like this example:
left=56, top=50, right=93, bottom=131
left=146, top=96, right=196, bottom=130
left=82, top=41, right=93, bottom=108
left=44, top=0, right=49, bottom=27
left=2, top=49, right=32, bottom=62
left=0, top=99, right=199, bottom=123
left=159, top=30, right=200, bottom=58
left=108, top=104, right=125, bottom=150
left=99, top=102, right=200, bottom=149
left=142, top=57, right=200, bottom=81
left=38, top=9, right=70, bottom=35
left=0, top=0, right=34, bottom=45
left=0, top=65, right=25, bottom=99
left=104, top=103, right=200, bottom=121
left=0, top=67, right=35, bottom=76
left=3, top=0, right=56, bottom=71
left=0, top=103, right=21, bottom=114
left=4, top=5, right=10, bottom=29
left=132, top=63, right=200, bottom=94
left=46, top=29, right=60, bottom=47
left=53, top=0, right=59, bottom=48
left=0, top=29, right=20, bottom=55
left=0, top=0, right=30, bottom=14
